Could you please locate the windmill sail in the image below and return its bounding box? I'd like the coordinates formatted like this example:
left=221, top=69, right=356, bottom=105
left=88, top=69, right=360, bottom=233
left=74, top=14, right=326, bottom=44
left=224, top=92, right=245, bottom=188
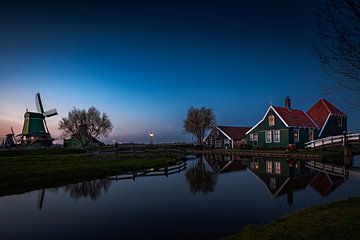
left=44, top=109, right=58, bottom=117
left=35, top=93, right=45, bottom=113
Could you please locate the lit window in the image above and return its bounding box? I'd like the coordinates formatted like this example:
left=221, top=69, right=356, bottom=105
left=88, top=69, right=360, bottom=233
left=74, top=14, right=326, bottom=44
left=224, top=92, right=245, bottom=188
left=337, top=117, right=343, bottom=127
left=275, top=161, right=281, bottom=174
left=293, top=129, right=300, bottom=142
left=273, top=130, right=280, bottom=143
left=268, top=115, right=275, bottom=126
left=309, top=129, right=314, bottom=141
left=253, top=133, right=258, bottom=141
left=266, top=161, right=273, bottom=173
left=265, top=130, right=272, bottom=143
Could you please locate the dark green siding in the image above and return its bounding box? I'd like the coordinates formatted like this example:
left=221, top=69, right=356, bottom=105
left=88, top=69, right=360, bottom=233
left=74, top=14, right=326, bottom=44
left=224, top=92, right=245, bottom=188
left=22, top=112, right=47, bottom=135
left=247, top=108, right=289, bottom=148
left=247, top=107, right=319, bottom=149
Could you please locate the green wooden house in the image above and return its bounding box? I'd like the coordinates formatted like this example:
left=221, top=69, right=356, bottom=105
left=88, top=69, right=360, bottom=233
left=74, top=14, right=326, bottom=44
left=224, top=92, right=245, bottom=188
left=246, top=97, right=319, bottom=149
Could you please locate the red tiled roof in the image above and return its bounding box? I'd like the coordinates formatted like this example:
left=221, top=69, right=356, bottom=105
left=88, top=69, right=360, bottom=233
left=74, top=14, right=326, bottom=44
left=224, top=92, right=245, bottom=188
left=307, top=99, right=346, bottom=128
left=272, top=106, right=318, bottom=128
left=310, top=173, right=344, bottom=196
left=218, top=126, right=251, bottom=140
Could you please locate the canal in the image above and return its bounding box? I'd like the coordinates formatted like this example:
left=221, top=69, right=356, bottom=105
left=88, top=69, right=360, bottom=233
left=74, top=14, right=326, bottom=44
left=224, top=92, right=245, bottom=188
left=0, top=155, right=359, bottom=239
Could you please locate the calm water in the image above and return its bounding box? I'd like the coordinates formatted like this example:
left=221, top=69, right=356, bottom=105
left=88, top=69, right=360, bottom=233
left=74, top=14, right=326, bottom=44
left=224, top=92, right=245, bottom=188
left=1, top=155, right=360, bottom=240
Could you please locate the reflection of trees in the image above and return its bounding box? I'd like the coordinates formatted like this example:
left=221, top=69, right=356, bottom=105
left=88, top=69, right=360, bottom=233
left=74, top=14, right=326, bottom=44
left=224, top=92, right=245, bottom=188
left=63, top=179, right=112, bottom=200
left=186, top=158, right=217, bottom=194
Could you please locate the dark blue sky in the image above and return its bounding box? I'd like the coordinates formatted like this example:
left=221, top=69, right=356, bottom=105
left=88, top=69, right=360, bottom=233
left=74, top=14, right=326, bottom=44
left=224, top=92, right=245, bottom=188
left=0, top=0, right=358, bottom=143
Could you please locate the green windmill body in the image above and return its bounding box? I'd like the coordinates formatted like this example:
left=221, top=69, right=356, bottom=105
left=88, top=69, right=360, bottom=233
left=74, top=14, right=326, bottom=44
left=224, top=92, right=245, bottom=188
left=20, top=93, right=58, bottom=146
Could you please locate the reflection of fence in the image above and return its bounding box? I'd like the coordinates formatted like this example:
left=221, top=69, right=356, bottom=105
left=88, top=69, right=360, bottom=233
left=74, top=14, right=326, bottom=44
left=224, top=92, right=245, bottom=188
left=107, top=161, right=187, bottom=181
left=305, top=133, right=360, bottom=149
left=306, top=161, right=348, bottom=178
left=306, top=161, right=360, bottom=179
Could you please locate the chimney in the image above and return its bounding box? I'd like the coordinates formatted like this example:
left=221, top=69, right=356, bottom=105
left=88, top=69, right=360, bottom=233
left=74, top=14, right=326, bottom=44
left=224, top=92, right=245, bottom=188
left=285, top=96, right=291, bottom=109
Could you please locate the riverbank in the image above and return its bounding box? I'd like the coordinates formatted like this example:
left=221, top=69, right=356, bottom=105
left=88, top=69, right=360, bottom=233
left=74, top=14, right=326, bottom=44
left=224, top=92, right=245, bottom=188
left=0, top=149, right=184, bottom=196
left=190, top=145, right=360, bottom=160
left=225, top=197, right=360, bottom=240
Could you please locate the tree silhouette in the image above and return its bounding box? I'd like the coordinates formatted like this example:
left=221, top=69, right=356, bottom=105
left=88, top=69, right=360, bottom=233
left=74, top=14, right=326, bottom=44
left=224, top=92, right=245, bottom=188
left=63, top=179, right=112, bottom=200
left=186, top=158, right=217, bottom=194
left=314, top=0, right=360, bottom=105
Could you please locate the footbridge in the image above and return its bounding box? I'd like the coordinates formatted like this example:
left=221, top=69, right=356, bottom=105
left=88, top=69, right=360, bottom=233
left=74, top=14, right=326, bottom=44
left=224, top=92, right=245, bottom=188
left=305, top=133, right=360, bottom=149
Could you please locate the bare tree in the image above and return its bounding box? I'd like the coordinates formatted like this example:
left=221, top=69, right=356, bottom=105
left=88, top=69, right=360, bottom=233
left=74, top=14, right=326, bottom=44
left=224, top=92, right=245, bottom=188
left=184, top=106, right=215, bottom=145
left=59, top=107, right=113, bottom=146
left=314, top=0, right=360, bottom=105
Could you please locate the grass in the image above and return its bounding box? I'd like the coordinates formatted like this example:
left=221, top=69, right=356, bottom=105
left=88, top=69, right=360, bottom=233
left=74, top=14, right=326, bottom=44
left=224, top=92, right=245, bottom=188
left=0, top=150, right=183, bottom=196
left=225, top=197, right=360, bottom=240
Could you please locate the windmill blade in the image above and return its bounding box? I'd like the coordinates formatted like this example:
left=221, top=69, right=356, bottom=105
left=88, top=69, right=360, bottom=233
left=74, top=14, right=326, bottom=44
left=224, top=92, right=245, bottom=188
left=35, top=93, right=45, bottom=113
left=11, top=127, right=15, bottom=136
left=44, top=109, right=58, bottom=117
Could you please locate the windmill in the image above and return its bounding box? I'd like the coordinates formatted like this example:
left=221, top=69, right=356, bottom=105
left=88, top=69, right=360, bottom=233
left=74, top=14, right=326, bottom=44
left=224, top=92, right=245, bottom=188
left=4, top=127, right=17, bottom=148
left=20, top=93, right=58, bottom=146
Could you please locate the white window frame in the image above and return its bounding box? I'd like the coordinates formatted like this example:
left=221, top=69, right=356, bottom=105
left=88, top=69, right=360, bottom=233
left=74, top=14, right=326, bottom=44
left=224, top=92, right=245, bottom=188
left=249, top=134, right=254, bottom=141
left=265, top=130, right=272, bottom=143
left=268, top=115, right=275, bottom=126
left=294, top=129, right=300, bottom=142
left=309, top=129, right=314, bottom=142
left=266, top=161, right=273, bottom=173
left=337, top=117, right=343, bottom=127
left=275, top=161, right=281, bottom=174
left=273, top=130, right=280, bottom=143
left=253, top=133, right=258, bottom=141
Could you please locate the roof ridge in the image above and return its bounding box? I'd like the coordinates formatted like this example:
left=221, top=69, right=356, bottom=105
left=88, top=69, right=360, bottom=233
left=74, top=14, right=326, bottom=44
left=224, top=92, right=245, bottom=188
left=320, top=99, right=332, bottom=114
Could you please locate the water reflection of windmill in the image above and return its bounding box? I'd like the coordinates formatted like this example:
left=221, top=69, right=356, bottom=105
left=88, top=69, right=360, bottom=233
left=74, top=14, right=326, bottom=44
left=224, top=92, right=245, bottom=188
left=19, top=93, right=58, bottom=146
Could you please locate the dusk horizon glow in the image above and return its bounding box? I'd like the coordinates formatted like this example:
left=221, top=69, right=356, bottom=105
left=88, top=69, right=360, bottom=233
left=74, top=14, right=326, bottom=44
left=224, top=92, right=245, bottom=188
left=1, top=0, right=360, bottom=144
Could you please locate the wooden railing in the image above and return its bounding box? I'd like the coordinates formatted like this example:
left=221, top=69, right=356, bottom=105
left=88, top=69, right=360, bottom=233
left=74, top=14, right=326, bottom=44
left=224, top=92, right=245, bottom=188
left=305, top=133, right=360, bottom=149
left=107, top=161, right=187, bottom=181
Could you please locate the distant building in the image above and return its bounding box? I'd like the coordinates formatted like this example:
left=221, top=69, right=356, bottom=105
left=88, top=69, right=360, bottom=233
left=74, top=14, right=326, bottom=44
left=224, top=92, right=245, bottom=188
left=63, top=136, right=104, bottom=148
left=204, top=125, right=251, bottom=149
left=246, top=97, right=347, bottom=149
left=63, top=124, right=104, bottom=148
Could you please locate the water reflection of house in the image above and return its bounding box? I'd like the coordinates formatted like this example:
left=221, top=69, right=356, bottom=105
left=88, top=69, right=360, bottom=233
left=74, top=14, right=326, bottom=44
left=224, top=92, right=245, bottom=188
left=205, top=154, right=247, bottom=174
left=310, top=172, right=345, bottom=196
left=247, top=157, right=315, bottom=205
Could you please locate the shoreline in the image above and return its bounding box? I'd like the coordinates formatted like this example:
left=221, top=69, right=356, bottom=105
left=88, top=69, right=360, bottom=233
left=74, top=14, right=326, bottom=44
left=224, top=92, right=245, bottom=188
left=224, top=197, right=360, bottom=240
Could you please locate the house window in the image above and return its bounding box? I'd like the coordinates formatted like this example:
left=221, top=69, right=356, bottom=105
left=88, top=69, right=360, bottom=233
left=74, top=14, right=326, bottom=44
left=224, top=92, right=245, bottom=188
left=336, top=117, right=343, bottom=127
left=270, top=178, right=276, bottom=190
left=293, top=129, right=300, bottom=142
left=273, top=130, right=280, bottom=143
left=275, top=161, right=281, bottom=174
left=249, top=134, right=254, bottom=141
left=268, top=115, right=275, bottom=126
left=253, top=133, right=258, bottom=141
left=265, top=130, right=272, bottom=143
left=309, top=129, right=314, bottom=141
left=266, top=161, right=273, bottom=173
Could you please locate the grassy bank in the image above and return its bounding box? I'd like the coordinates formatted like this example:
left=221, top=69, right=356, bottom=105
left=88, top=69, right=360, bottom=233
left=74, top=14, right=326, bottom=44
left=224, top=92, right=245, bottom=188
left=225, top=197, right=360, bottom=240
left=0, top=150, right=183, bottom=196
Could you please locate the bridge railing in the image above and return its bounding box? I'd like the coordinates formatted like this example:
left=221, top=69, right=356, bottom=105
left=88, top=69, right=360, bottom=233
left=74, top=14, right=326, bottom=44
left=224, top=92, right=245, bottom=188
left=305, top=133, right=360, bottom=149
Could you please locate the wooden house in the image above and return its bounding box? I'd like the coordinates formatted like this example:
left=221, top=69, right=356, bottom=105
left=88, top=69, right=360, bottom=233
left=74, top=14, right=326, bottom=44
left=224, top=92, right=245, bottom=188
left=63, top=124, right=104, bottom=148
left=246, top=97, right=319, bottom=149
left=307, top=99, right=347, bottom=138
left=204, top=125, right=250, bottom=149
